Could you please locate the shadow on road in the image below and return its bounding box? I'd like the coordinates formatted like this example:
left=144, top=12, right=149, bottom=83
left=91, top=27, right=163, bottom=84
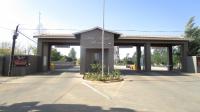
left=120, top=69, right=190, bottom=76
left=0, top=102, right=137, bottom=112
left=30, top=66, right=80, bottom=76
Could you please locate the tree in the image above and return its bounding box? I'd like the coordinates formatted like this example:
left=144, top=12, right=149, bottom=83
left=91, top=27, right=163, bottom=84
left=26, top=45, right=37, bottom=55
left=131, top=52, right=137, bottom=63
left=68, top=48, right=76, bottom=61
left=173, top=46, right=181, bottom=68
left=184, top=16, right=200, bottom=56
left=0, top=42, right=11, bottom=56
left=151, top=47, right=167, bottom=66
left=51, top=48, right=62, bottom=61
left=0, top=42, right=37, bottom=56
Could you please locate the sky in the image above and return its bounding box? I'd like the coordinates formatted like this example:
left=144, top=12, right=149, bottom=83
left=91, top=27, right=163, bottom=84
left=0, top=0, right=200, bottom=58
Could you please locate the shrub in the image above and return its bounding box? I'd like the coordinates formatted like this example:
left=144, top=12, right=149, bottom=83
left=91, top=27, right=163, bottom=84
left=83, top=64, right=123, bottom=82
left=90, top=63, right=102, bottom=73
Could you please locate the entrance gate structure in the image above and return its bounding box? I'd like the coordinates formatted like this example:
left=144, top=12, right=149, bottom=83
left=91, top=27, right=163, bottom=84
left=34, top=27, right=190, bottom=73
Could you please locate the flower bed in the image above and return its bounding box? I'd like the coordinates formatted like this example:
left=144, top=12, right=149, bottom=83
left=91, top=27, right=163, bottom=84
left=83, top=69, right=124, bottom=82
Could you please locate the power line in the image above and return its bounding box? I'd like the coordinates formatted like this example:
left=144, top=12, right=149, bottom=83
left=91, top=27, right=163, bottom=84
left=0, top=25, right=184, bottom=33
left=18, top=31, right=37, bottom=44
left=113, top=29, right=184, bottom=32
left=20, top=28, right=81, bottom=31
left=20, top=28, right=184, bottom=33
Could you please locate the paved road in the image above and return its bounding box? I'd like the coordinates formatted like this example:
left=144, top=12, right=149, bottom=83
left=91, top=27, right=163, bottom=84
left=0, top=72, right=200, bottom=112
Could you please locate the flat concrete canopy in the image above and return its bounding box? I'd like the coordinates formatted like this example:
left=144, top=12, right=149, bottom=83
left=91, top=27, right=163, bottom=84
left=34, top=27, right=190, bottom=73
left=34, top=34, right=190, bottom=46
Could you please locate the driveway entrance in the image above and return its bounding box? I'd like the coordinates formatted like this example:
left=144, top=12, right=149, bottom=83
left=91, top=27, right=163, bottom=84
left=0, top=72, right=200, bottom=112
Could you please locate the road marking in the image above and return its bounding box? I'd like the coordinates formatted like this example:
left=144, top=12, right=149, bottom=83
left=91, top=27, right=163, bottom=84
left=82, top=81, right=111, bottom=100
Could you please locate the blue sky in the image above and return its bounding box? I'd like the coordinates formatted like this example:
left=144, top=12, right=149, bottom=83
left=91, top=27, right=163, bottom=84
left=0, top=0, right=200, bottom=58
left=21, top=0, right=200, bottom=34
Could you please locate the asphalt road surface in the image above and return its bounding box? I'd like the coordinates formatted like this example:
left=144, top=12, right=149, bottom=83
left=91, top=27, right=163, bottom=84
left=0, top=71, right=200, bottom=112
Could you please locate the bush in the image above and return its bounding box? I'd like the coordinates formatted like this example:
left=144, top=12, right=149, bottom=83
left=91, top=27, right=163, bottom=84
left=90, top=63, right=102, bottom=73
left=83, top=64, right=123, bottom=82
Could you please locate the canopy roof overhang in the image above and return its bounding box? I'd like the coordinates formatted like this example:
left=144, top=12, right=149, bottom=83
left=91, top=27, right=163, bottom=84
left=34, top=27, right=190, bottom=47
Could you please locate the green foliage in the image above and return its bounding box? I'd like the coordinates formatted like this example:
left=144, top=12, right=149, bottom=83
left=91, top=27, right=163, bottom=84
left=90, top=63, right=102, bottom=73
left=151, top=48, right=167, bottom=66
left=122, top=53, right=135, bottom=65
left=184, top=16, right=200, bottom=56
left=0, top=42, right=11, bottom=56
left=60, top=56, right=66, bottom=61
left=65, top=56, right=73, bottom=62
left=110, top=69, right=121, bottom=79
left=83, top=64, right=123, bottom=82
left=131, top=52, right=137, bottom=64
left=83, top=70, right=123, bottom=82
left=68, top=48, right=76, bottom=61
left=173, top=47, right=181, bottom=68
left=51, top=48, right=62, bottom=61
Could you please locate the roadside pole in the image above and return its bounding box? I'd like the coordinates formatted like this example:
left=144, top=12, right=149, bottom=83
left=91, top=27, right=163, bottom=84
left=8, top=25, right=19, bottom=76
left=102, top=0, right=105, bottom=77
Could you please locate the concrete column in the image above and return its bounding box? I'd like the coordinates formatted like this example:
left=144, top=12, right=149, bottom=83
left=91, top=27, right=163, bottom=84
left=144, top=43, right=151, bottom=71
left=80, top=47, right=86, bottom=74
left=42, top=43, right=49, bottom=72
left=181, top=43, right=188, bottom=72
left=37, top=39, right=43, bottom=56
left=37, top=39, right=43, bottom=72
left=136, top=46, right=141, bottom=70
left=167, top=46, right=173, bottom=71
left=108, top=48, right=114, bottom=72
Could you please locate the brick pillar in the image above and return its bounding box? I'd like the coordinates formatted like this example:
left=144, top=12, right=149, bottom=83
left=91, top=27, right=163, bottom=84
left=181, top=43, right=188, bottom=72
left=144, top=43, right=151, bottom=71
left=167, top=46, right=173, bottom=71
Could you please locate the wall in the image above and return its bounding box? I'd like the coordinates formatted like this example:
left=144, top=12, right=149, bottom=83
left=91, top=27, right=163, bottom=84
left=0, top=56, right=5, bottom=75
left=197, top=56, right=200, bottom=73
left=2, top=55, right=40, bottom=76
left=186, top=56, right=197, bottom=73
left=80, top=29, right=114, bottom=48
left=80, top=29, right=114, bottom=74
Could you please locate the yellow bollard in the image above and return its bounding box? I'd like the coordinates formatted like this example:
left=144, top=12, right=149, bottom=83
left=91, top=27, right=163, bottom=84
left=130, top=64, right=137, bottom=70
left=50, top=63, right=55, bottom=71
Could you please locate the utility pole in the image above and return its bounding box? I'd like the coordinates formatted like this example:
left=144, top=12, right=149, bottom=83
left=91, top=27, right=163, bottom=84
left=38, top=12, right=41, bottom=35
left=8, top=25, right=19, bottom=76
left=101, top=0, right=105, bottom=77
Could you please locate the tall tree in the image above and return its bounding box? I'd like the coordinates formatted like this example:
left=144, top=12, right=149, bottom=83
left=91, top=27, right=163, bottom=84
left=173, top=46, right=181, bottom=67
left=184, top=16, right=200, bottom=56
left=68, top=48, right=76, bottom=61
left=51, top=48, right=62, bottom=61
left=151, top=47, right=167, bottom=65
left=0, top=42, right=11, bottom=56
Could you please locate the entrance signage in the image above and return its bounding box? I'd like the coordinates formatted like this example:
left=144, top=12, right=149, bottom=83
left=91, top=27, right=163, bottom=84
left=14, top=56, right=29, bottom=66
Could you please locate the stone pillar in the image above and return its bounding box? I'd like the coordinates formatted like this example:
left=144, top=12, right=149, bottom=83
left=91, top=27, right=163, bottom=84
left=42, top=43, right=49, bottom=72
left=37, top=39, right=43, bottom=56
left=136, top=46, right=141, bottom=70
left=37, top=39, right=42, bottom=72
left=144, top=43, right=151, bottom=71
left=181, top=43, right=188, bottom=72
left=167, top=46, right=173, bottom=71
left=108, top=48, right=114, bottom=72
left=80, top=47, right=86, bottom=74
